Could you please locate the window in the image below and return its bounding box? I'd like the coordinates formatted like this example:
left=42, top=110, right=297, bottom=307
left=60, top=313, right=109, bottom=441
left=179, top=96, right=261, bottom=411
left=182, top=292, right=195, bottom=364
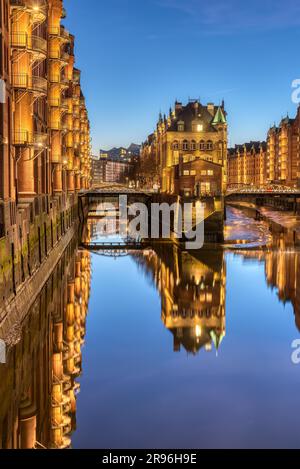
left=190, top=170, right=196, bottom=176
left=207, top=140, right=213, bottom=151
left=182, top=140, right=189, bottom=151
left=197, top=124, right=203, bottom=132
left=191, top=140, right=196, bottom=151
left=208, top=170, right=214, bottom=176
left=178, top=121, right=185, bottom=131
left=201, top=182, right=211, bottom=194
left=201, top=170, right=207, bottom=176
left=183, top=170, right=190, bottom=176
left=199, top=140, right=206, bottom=151
left=172, top=141, right=179, bottom=150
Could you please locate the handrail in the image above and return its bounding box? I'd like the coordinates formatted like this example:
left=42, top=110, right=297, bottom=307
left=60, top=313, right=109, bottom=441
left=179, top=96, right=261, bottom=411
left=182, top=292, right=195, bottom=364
left=12, top=74, right=47, bottom=93
left=13, top=130, right=48, bottom=146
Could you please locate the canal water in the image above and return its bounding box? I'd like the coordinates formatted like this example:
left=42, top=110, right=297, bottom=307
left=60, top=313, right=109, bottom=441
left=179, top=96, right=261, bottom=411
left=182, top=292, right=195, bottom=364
left=1, top=206, right=300, bottom=449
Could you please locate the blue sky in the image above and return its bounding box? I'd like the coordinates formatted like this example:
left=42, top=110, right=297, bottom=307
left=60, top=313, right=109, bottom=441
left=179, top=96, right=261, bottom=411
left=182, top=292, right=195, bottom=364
left=64, top=0, right=300, bottom=152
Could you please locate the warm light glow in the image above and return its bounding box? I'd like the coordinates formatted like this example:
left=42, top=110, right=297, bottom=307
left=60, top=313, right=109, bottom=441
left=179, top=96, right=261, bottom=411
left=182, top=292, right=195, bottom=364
left=195, top=325, right=202, bottom=338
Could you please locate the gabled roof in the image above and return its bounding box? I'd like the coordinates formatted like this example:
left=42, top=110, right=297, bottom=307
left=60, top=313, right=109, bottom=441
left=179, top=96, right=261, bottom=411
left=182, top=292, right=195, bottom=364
left=166, top=101, right=226, bottom=133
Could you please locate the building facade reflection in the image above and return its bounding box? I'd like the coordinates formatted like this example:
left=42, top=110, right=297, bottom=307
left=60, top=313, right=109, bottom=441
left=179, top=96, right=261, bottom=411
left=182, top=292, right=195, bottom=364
left=235, top=247, right=300, bottom=332
left=0, top=238, right=91, bottom=449
left=134, top=245, right=226, bottom=355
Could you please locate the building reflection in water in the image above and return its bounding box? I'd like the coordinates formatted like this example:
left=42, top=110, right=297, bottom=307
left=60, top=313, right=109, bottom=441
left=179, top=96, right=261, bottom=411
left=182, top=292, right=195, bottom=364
left=0, top=238, right=91, bottom=449
left=235, top=248, right=300, bottom=332
left=231, top=220, right=300, bottom=332
left=2, top=214, right=300, bottom=448
left=133, top=245, right=226, bottom=355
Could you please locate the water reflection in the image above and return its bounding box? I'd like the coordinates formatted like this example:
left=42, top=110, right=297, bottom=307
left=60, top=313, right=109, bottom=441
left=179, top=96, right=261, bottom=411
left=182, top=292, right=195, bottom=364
left=0, top=239, right=91, bottom=449
left=2, top=208, right=300, bottom=448
left=234, top=249, right=300, bottom=331
left=133, top=246, right=226, bottom=355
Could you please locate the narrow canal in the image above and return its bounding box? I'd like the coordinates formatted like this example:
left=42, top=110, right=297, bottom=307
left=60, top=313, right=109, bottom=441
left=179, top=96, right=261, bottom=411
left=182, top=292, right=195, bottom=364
left=1, top=206, right=300, bottom=449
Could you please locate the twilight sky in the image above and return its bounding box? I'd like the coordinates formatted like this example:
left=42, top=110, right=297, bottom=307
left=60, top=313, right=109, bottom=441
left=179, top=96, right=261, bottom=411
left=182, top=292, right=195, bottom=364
left=64, top=0, right=300, bottom=152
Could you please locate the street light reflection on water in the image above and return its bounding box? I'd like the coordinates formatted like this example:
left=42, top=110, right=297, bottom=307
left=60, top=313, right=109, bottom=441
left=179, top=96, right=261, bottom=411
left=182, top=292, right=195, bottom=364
left=1, top=206, right=300, bottom=448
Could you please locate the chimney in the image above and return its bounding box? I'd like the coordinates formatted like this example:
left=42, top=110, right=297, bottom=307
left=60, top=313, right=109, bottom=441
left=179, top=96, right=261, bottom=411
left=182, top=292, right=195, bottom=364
left=194, top=101, right=199, bottom=115
left=207, top=103, right=214, bottom=116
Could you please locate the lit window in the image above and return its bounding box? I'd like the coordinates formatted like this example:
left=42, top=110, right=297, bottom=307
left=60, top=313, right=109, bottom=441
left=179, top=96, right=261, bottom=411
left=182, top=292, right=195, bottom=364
left=182, top=140, right=189, bottom=151
left=201, top=182, right=211, bottom=194
left=201, top=170, right=207, bottom=176
left=190, top=170, right=196, bottom=176
left=207, top=140, right=213, bottom=151
left=183, top=170, right=190, bottom=176
left=208, top=170, right=214, bottom=176
left=197, top=124, right=203, bottom=132
left=174, top=154, right=179, bottom=165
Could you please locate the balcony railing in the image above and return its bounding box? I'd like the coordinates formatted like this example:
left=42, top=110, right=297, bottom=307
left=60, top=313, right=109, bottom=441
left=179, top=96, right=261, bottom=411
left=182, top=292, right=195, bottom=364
left=12, top=74, right=47, bottom=94
left=48, top=26, right=60, bottom=36
left=11, top=33, right=47, bottom=55
left=49, top=121, right=62, bottom=131
left=13, top=130, right=48, bottom=147
left=31, top=35, right=47, bottom=54
left=49, top=49, right=69, bottom=64
left=11, top=0, right=47, bottom=22
left=49, top=73, right=69, bottom=88
left=49, top=97, right=69, bottom=109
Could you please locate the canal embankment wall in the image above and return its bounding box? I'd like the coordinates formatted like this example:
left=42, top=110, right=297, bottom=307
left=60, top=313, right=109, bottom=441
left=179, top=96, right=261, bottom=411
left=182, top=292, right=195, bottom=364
left=0, top=194, right=88, bottom=342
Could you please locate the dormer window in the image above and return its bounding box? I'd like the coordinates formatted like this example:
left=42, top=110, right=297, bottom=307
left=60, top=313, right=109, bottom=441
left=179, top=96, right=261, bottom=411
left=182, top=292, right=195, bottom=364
left=178, top=121, right=185, bottom=132
left=192, top=121, right=203, bottom=132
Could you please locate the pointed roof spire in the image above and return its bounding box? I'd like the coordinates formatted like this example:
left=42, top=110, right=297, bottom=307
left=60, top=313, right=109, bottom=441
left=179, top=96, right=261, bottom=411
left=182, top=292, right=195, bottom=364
left=210, top=330, right=225, bottom=351
left=212, top=106, right=226, bottom=125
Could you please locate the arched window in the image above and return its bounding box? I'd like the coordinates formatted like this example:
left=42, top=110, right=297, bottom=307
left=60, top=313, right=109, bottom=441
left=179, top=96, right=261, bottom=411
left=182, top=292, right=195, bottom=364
left=207, top=140, right=213, bottom=151
left=182, top=140, right=189, bottom=151
left=178, top=121, right=185, bottom=132
left=199, top=140, right=206, bottom=151
left=191, top=140, right=196, bottom=151
left=172, top=140, right=179, bottom=150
